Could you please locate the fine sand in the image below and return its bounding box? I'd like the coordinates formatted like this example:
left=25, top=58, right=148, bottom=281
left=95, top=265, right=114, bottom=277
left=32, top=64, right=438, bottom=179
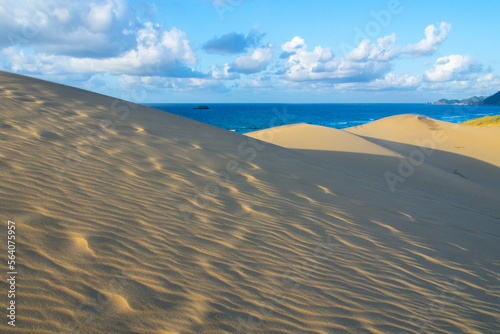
left=1, top=71, right=499, bottom=333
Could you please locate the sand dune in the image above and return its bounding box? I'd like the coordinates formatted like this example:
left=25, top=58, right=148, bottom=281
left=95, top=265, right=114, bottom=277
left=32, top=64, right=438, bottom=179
left=247, top=123, right=399, bottom=156
left=346, top=114, right=500, bottom=166
left=345, top=114, right=500, bottom=192
left=1, top=71, right=499, bottom=333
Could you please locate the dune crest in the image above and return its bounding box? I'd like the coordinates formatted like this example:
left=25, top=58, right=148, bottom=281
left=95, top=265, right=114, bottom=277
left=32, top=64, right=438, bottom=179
left=247, top=122, right=400, bottom=156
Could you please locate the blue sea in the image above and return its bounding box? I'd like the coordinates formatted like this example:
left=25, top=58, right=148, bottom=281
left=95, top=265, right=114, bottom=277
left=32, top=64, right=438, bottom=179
left=144, top=103, right=500, bottom=134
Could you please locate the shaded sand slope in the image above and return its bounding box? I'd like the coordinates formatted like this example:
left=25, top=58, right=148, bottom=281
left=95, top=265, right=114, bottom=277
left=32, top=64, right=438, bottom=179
left=346, top=114, right=500, bottom=167
left=247, top=123, right=399, bottom=156
left=246, top=122, right=500, bottom=216
left=1, top=71, right=500, bottom=333
left=345, top=114, right=500, bottom=191
left=246, top=121, right=500, bottom=205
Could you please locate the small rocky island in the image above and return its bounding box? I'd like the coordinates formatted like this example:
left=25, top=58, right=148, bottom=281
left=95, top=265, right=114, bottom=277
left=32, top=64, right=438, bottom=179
left=193, top=105, right=210, bottom=110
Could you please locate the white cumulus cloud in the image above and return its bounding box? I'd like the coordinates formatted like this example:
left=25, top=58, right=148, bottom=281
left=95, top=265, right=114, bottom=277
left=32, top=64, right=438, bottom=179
left=346, top=34, right=398, bottom=62
left=278, top=22, right=456, bottom=86
left=281, top=36, right=306, bottom=53
left=367, top=73, right=421, bottom=90
left=404, top=22, right=451, bottom=57
left=0, top=0, right=136, bottom=57
left=86, top=1, right=115, bottom=33
left=280, top=36, right=392, bottom=83
left=3, top=23, right=200, bottom=77
left=424, top=55, right=475, bottom=82
left=335, top=73, right=421, bottom=91
left=230, top=46, right=273, bottom=74
left=211, top=63, right=239, bottom=80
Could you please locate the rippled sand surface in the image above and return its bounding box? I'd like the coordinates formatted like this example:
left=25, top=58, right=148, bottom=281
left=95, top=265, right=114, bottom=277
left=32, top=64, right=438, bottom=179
left=1, top=71, right=499, bottom=333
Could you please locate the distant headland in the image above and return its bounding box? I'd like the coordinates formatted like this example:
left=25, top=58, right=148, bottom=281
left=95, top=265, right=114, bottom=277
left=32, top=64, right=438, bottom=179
left=428, top=90, right=500, bottom=106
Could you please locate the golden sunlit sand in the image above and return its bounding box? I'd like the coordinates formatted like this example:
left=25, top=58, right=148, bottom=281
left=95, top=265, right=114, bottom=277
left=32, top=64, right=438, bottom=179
left=1, top=71, right=499, bottom=333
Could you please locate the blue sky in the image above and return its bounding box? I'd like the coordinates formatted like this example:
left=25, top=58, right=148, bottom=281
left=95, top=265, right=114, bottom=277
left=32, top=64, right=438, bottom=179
left=1, top=0, right=499, bottom=103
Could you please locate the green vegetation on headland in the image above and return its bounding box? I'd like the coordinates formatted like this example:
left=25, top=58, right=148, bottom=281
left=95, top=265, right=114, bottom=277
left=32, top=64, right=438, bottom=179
left=462, top=115, right=500, bottom=127
left=428, top=90, right=500, bottom=106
